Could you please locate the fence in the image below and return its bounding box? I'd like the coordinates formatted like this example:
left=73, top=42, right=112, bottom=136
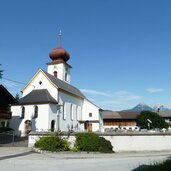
left=0, top=131, right=15, bottom=146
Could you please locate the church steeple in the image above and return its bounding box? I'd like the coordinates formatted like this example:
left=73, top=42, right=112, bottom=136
left=49, top=30, right=70, bottom=62
left=47, top=31, right=71, bottom=83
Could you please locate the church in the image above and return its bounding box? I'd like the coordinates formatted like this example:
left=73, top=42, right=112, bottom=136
left=10, top=32, right=103, bottom=136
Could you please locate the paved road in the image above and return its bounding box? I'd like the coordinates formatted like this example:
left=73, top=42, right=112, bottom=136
left=0, top=147, right=170, bottom=171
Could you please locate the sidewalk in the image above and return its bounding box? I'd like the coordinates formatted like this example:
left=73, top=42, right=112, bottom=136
left=0, top=147, right=32, bottom=159
left=0, top=147, right=171, bottom=160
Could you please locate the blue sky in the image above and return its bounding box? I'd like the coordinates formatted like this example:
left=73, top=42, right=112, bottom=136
left=0, top=0, right=171, bottom=110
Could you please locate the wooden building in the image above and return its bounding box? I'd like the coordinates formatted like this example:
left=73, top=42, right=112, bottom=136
left=102, top=110, right=140, bottom=131
left=0, top=85, right=17, bottom=127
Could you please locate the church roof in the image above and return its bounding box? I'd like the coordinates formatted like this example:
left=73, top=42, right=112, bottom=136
left=42, top=70, right=86, bottom=99
left=18, top=89, right=58, bottom=105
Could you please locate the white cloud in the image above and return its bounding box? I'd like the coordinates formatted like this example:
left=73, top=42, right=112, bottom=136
left=80, top=89, right=111, bottom=97
left=115, top=90, right=142, bottom=101
left=146, top=88, right=164, bottom=93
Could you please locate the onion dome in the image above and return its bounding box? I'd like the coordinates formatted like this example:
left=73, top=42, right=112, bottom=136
left=49, top=47, right=70, bottom=62
left=49, top=30, right=70, bottom=62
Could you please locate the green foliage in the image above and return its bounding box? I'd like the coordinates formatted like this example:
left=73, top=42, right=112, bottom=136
left=35, top=133, right=70, bottom=152
left=137, top=111, right=168, bottom=129
left=98, top=137, right=113, bottom=153
left=75, top=132, right=113, bottom=153
left=133, top=158, right=171, bottom=171
left=0, top=127, right=13, bottom=133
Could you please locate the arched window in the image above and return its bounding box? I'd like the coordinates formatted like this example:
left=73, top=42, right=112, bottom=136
left=70, top=104, right=74, bottom=121
left=51, top=120, right=55, bottom=132
left=63, top=102, right=66, bottom=120
left=76, top=106, right=81, bottom=121
left=65, top=72, right=67, bottom=81
left=53, top=71, right=58, bottom=78
left=21, top=106, right=25, bottom=119
left=34, top=106, right=38, bottom=119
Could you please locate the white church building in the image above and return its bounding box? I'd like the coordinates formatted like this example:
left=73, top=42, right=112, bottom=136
left=10, top=32, right=103, bottom=136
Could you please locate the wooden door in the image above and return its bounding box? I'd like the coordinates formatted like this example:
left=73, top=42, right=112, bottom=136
left=88, top=123, right=92, bottom=132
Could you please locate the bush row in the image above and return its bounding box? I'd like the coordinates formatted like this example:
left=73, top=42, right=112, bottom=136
left=35, top=132, right=113, bottom=153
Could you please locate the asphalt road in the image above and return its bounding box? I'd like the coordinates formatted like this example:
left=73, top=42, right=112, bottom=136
left=0, top=148, right=170, bottom=171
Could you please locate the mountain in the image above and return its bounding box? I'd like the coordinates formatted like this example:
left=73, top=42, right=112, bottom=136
left=122, top=103, right=171, bottom=112
left=131, top=103, right=154, bottom=111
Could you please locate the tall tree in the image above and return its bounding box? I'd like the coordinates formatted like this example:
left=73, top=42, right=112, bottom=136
left=137, top=111, right=168, bottom=129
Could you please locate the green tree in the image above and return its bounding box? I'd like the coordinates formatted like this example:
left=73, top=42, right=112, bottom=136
left=137, top=111, right=168, bottom=129
left=15, top=93, right=20, bottom=101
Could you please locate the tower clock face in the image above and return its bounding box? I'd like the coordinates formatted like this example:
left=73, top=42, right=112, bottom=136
left=54, top=65, right=57, bottom=69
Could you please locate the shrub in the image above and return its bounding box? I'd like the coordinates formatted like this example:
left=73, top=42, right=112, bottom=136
left=98, top=137, right=113, bottom=153
left=35, top=133, right=70, bottom=152
left=75, top=132, right=113, bottom=153
left=133, top=158, right=171, bottom=171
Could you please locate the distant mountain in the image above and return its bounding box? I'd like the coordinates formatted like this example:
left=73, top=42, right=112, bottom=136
left=122, top=103, right=171, bottom=112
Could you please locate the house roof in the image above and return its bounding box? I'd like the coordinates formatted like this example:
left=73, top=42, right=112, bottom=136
left=0, top=85, right=18, bottom=104
left=42, top=70, right=86, bottom=99
left=102, top=110, right=140, bottom=120
left=18, top=89, right=58, bottom=105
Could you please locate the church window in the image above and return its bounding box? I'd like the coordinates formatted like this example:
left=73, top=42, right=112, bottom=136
left=51, top=120, right=55, bottom=132
left=76, top=106, right=81, bottom=120
left=65, top=72, right=67, bottom=81
left=33, top=106, right=38, bottom=119
left=21, top=106, right=25, bottom=119
left=70, top=104, right=74, bottom=121
left=89, top=113, right=92, bottom=117
left=63, top=102, right=67, bottom=120
left=39, top=81, right=42, bottom=85
left=53, top=71, right=58, bottom=78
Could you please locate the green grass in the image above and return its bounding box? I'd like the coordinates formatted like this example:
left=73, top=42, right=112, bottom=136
left=133, top=158, right=171, bottom=171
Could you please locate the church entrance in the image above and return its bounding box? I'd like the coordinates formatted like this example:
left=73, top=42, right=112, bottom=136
left=24, top=120, right=32, bottom=135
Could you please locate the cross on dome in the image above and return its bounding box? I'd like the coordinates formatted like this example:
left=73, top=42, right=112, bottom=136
left=58, top=30, right=62, bottom=47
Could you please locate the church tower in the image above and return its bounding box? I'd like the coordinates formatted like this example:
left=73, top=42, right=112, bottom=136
left=47, top=31, right=71, bottom=83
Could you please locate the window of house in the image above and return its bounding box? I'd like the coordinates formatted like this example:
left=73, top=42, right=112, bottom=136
left=33, top=106, right=38, bottom=119
left=89, top=113, right=92, bottom=117
left=21, top=106, right=25, bottom=119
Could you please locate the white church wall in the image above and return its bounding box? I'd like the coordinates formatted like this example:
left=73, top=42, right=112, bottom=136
left=48, top=63, right=70, bottom=83
left=48, top=104, right=59, bottom=131
left=35, top=104, right=49, bottom=131
left=58, top=91, right=83, bottom=131
left=11, top=104, right=49, bottom=136
left=82, top=99, right=100, bottom=131
left=22, top=71, right=58, bottom=101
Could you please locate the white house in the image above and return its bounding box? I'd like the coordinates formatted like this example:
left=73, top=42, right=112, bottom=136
left=10, top=32, right=102, bottom=136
